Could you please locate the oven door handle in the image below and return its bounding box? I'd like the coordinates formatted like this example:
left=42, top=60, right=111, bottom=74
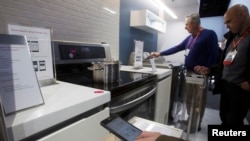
left=110, top=87, right=157, bottom=113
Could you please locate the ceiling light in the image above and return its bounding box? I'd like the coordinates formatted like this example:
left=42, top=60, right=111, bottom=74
left=153, top=0, right=178, bottom=19
left=103, top=7, right=117, bottom=14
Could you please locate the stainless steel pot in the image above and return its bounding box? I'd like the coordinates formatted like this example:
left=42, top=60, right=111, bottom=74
left=91, top=60, right=120, bottom=83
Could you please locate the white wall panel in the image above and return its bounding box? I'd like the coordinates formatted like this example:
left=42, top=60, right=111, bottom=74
left=0, top=0, right=120, bottom=60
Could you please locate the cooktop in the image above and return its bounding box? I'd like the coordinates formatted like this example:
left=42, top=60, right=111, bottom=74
left=56, top=70, right=156, bottom=97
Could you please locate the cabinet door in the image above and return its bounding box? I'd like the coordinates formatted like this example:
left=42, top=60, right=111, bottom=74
left=130, top=10, right=166, bottom=34
left=38, top=108, right=109, bottom=141
left=154, top=76, right=172, bottom=124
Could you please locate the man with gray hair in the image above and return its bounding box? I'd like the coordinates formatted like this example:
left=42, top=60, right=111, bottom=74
left=150, top=13, right=219, bottom=133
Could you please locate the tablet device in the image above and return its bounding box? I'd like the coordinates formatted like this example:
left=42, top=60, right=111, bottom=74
left=100, top=114, right=142, bottom=141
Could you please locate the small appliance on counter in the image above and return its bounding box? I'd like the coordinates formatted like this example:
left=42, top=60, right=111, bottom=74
left=52, top=40, right=158, bottom=121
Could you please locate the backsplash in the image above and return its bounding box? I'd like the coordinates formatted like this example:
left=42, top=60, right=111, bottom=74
left=0, top=0, right=120, bottom=59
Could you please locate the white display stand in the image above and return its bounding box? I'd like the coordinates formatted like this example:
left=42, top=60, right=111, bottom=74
left=0, top=35, right=44, bottom=114
left=7, top=24, right=54, bottom=86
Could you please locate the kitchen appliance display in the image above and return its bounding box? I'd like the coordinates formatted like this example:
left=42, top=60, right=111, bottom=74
left=53, top=41, right=157, bottom=121
left=143, top=56, right=184, bottom=124
left=126, top=52, right=173, bottom=124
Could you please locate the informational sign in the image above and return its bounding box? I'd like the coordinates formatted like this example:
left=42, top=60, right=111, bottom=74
left=149, top=58, right=157, bottom=72
left=0, top=98, right=8, bottom=140
left=0, top=44, right=44, bottom=114
left=7, top=24, right=53, bottom=81
left=134, top=40, right=144, bottom=69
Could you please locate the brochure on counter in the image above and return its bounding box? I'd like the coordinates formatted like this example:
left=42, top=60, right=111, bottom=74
left=129, top=117, right=183, bottom=138
left=0, top=43, right=44, bottom=114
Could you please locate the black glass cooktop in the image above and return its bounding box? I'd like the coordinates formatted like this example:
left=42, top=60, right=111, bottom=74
left=56, top=70, right=157, bottom=97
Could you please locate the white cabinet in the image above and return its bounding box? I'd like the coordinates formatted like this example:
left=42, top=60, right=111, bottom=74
left=38, top=108, right=110, bottom=141
left=130, top=10, right=167, bottom=34
left=154, top=75, right=172, bottom=124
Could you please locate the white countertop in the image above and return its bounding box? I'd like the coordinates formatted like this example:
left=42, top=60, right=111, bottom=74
left=5, top=81, right=110, bottom=141
left=120, top=65, right=172, bottom=80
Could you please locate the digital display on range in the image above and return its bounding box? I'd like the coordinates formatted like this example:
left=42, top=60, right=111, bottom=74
left=58, top=45, right=106, bottom=60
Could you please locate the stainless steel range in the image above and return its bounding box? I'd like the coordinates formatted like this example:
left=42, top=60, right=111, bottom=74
left=52, top=40, right=157, bottom=121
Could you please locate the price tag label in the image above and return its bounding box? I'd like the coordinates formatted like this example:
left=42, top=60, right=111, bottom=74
left=149, top=58, right=157, bottom=72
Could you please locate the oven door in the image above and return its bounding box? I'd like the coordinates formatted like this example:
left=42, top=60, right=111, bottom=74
left=110, top=83, right=157, bottom=121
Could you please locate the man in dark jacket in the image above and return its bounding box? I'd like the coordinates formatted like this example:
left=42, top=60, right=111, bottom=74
left=194, top=4, right=250, bottom=126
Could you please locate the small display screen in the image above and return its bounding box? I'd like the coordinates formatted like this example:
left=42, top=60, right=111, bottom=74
left=58, top=44, right=106, bottom=60
left=102, top=116, right=142, bottom=141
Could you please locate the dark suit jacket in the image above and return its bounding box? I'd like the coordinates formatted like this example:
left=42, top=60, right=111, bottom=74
left=211, top=31, right=250, bottom=94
